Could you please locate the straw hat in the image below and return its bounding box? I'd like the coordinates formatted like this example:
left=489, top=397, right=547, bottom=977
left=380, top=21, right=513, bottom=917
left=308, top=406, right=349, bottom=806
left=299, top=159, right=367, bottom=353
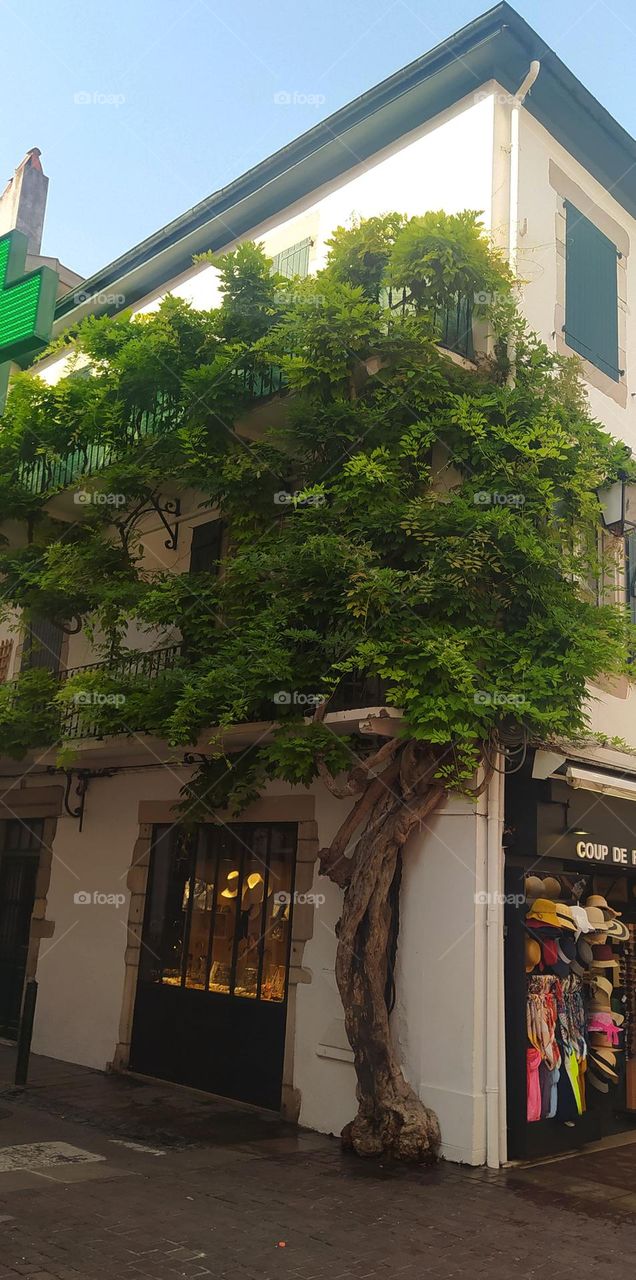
left=586, top=894, right=622, bottom=920
left=525, top=937, right=541, bottom=973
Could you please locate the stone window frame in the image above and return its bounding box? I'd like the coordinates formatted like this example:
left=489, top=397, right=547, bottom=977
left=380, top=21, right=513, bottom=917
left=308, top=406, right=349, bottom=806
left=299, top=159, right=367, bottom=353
left=550, top=159, right=629, bottom=409
left=114, top=795, right=319, bottom=1121
left=0, top=785, right=63, bottom=1014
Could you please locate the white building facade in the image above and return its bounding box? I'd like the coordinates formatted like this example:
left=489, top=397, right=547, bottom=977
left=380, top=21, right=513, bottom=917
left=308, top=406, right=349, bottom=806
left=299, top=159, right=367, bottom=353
left=3, top=3, right=636, bottom=1166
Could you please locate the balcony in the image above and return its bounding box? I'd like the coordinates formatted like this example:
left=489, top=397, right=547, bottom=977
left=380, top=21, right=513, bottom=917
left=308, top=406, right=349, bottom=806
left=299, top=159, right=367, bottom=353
left=12, top=292, right=474, bottom=504
left=57, top=643, right=183, bottom=739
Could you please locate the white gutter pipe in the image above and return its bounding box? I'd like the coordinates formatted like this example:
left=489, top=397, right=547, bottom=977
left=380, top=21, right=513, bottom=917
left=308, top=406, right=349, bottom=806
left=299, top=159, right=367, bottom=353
left=485, top=755, right=506, bottom=1168
left=506, top=60, right=541, bottom=386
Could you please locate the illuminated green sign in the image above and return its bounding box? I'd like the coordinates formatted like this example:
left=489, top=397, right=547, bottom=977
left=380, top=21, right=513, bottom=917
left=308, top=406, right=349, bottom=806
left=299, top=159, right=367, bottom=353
left=0, top=229, right=58, bottom=410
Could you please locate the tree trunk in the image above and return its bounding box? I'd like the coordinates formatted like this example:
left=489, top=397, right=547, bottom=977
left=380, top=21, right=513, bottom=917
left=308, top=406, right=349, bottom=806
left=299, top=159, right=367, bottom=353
left=331, top=776, right=445, bottom=1162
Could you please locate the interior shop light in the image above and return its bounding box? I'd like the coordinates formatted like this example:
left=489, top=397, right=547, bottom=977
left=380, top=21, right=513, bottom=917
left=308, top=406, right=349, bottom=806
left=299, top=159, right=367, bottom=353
left=565, top=766, right=636, bottom=802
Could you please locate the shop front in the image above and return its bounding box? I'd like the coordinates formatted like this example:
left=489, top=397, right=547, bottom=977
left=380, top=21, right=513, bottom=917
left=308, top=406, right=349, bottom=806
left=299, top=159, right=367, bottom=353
left=130, top=821, right=297, bottom=1109
left=505, top=755, right=636, bottom=1160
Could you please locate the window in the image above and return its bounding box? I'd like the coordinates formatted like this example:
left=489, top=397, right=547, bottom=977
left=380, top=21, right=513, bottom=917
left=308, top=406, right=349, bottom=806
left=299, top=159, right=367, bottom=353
left=271, top=237, right=312, bottom=279
left=564, top=201, right=620, bottom=382
left=23, top=618, right=64, bottom=673
left=189, top=519, right=223, bottom=575
left=139, top=823, right=296, bottom=1002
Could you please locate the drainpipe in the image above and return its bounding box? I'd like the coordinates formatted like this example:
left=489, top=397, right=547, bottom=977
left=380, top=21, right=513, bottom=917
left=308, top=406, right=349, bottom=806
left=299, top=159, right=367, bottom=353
left=506, top=60, right=541, bottom=386
left=485, top=757, right=505, bottom=1168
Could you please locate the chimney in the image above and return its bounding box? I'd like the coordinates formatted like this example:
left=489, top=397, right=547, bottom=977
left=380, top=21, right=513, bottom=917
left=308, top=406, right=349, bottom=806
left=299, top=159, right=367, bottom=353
left=0, top=148, right=49, bottom=255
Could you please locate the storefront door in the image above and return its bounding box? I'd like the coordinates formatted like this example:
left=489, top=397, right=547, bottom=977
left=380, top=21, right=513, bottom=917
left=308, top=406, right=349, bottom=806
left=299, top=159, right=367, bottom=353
left=130, top=822, right=297, bottom=1108
left=0, top=820, right=42, bottom=1039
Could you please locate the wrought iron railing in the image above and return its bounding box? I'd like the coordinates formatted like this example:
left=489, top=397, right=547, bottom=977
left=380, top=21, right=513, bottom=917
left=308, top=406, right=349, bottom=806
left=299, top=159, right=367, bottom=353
left=57, top=643, right=182, bottom=739
left=380, top=286, right=475, bottom=360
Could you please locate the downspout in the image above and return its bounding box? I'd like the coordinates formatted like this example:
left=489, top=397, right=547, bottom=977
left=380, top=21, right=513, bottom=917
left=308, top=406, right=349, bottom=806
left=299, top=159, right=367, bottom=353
left=485, top=756, right=505, bottom=1168
left=506, top=60, right=541, bottom=386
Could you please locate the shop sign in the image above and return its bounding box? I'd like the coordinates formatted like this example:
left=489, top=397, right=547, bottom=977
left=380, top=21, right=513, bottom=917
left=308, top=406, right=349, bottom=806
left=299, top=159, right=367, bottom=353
left=0, top=229, right=58, bottom=410
left=574, top=840, right=636, bottom=867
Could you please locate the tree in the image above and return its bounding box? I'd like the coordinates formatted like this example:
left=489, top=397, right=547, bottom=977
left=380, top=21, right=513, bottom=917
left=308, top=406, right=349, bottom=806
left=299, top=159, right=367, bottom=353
left=0, top=213, right=632, bottom=1161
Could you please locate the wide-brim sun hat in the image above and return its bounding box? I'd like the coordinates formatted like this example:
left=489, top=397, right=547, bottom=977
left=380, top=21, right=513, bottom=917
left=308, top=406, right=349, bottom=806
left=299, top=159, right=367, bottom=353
left=604, top=918, right=629, bottom=942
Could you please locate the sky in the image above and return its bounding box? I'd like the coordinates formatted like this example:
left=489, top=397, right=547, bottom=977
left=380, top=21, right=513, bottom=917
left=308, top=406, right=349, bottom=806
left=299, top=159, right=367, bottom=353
left=1, top=0, right=636, bottom=280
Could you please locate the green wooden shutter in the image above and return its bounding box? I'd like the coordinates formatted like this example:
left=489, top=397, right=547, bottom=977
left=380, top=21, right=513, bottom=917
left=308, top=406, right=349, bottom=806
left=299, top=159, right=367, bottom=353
left=271, top=237, right=311, bottom=279
left=564, top=201, right=620, bottom=381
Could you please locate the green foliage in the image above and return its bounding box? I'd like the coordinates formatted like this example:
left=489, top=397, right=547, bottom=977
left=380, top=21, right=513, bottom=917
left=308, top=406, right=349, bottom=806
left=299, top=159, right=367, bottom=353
left=0, top=211, right=631, bottom=802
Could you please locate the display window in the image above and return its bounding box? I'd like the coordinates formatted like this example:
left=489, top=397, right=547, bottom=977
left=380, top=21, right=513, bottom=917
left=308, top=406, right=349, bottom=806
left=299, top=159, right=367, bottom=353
left=138, top=823, right=295, bottom=1002
left=505, top=764, right=636, bottom=1159
left=130, top=820, right=298, bottom=1109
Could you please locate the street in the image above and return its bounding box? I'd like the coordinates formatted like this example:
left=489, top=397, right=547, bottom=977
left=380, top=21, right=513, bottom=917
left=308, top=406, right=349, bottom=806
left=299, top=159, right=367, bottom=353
left=0, top=1049, right=635, bottom=1278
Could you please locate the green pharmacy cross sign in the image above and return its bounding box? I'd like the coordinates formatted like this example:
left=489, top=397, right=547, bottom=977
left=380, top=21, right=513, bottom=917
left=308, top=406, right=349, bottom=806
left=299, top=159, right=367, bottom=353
left=0, top=229, right=58, bottom=411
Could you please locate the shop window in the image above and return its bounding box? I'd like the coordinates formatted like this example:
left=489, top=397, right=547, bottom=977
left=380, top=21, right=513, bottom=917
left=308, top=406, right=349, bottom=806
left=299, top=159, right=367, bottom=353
left=140, top=823, right=296, bottom=1003
left=188, top=519, right=223, bottom=575
left=564, top=201, right=620, bottom=382
left=271, top=237, right=312, bottom=280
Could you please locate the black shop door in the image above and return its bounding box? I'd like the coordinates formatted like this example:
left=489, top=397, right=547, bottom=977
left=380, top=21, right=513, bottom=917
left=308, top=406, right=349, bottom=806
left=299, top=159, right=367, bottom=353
left=130, top=822, right=297, bottom=1109
left=0, top=820, right=43, bottom=1039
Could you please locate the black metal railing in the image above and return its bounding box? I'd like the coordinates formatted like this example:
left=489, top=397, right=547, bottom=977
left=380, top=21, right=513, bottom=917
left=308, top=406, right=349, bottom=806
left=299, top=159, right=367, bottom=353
left=380, top=286, right=475, bottom=360
left=57, top=643, right=182, bottom=739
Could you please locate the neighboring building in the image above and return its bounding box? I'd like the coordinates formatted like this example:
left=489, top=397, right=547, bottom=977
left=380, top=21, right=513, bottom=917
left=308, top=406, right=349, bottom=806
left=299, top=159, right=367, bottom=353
left=0, top=148, right=83, bottom=296
left=3, top=2, right=636, bottom=1165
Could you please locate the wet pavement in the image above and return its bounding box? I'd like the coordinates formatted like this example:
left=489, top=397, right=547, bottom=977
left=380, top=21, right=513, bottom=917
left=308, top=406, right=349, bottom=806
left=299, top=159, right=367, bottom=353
left=0, top=1046, right=636, bottom=1277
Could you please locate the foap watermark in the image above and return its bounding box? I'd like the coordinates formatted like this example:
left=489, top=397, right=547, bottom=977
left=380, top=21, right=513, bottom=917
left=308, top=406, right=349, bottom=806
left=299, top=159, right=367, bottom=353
left=74, top=890, right=126, bottom=908
left=272, top=288, right=325, bottom=307
left=74, top=489, right=126, bottom=508
left=73, top=90, right=125, bottom=107
left=473, top=90, right=522, bottom=107
left=72, top=691, right=126, bottom=707
left=474, top=890, right=525, bottom=907
left=274, top=90, right=326, bottom=107
left=474, top=690, right=526, bottom=708
left=274, top=890, right=326, bottom=908
left=473, top=491, right=525, bottom=508
left=274, top=490, right=326, bottom=508
left=474, top=289, right=506, bottom=306
left=73, top=288, right=126, bottom=307
left=274, top=690, right=322, bottom=708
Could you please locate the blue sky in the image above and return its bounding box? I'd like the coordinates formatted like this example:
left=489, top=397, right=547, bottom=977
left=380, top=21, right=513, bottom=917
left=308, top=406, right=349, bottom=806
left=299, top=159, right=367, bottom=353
left=1, top=0, right=635, bottom=278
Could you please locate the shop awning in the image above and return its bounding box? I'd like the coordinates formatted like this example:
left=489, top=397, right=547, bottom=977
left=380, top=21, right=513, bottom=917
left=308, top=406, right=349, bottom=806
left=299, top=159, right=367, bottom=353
left=565, top=766, right=636, bottom=802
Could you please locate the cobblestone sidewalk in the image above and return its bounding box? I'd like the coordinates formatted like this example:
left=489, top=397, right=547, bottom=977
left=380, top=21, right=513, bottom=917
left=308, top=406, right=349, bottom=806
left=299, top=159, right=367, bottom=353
left=1, top=1048, right=636, bottom=1278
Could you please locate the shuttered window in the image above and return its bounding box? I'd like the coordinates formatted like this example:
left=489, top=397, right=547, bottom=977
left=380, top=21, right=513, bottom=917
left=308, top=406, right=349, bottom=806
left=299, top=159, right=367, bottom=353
left=271, top=237, right=311, bottom=279
left=23, top=618, right=64, bottom=673
left=189, top=519, right=224, bottom=575
left=564, top=201, right=620, bottom=382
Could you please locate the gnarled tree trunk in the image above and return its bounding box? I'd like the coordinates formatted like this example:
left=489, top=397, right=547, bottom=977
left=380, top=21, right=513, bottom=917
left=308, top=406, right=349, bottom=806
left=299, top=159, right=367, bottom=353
left=317, top=726, right=451, bottom=1162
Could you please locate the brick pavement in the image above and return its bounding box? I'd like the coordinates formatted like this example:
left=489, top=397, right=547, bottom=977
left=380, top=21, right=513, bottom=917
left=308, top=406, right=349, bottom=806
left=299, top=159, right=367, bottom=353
left=0, top=1049, right=635, bottom=1278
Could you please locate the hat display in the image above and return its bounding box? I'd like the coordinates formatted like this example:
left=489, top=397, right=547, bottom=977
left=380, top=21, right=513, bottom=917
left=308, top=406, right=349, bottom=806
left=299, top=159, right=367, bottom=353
left=522, top=865, right=633, bottom=1130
